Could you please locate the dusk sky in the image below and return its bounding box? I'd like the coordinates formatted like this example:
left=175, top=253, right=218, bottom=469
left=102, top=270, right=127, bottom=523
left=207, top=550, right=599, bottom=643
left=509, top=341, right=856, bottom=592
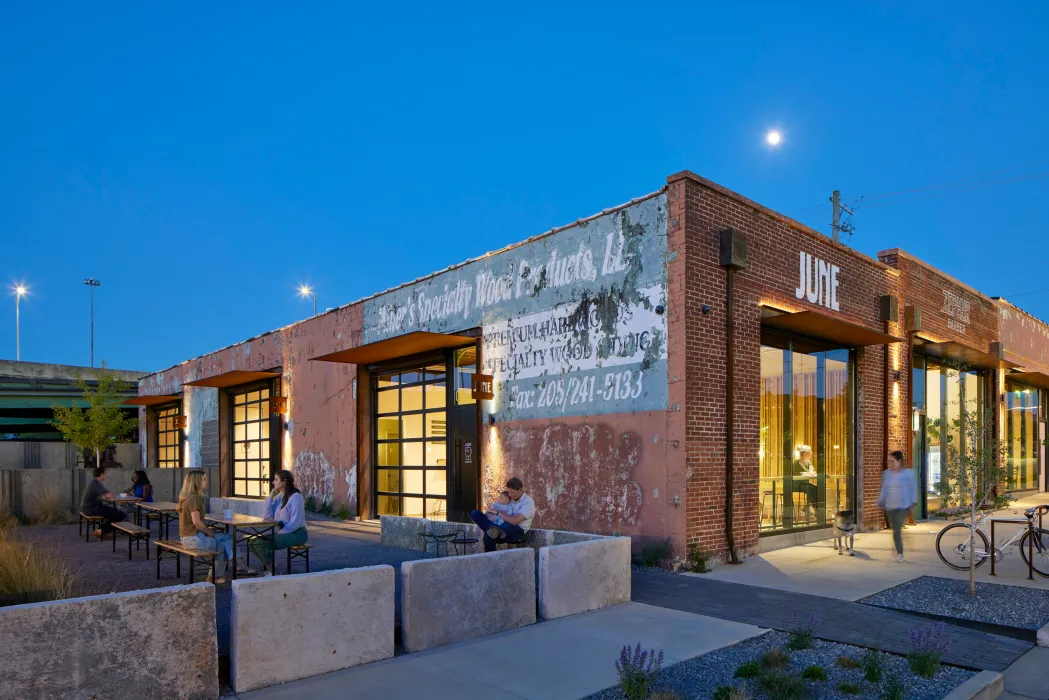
left=2, top=2, right=1046, bottom=372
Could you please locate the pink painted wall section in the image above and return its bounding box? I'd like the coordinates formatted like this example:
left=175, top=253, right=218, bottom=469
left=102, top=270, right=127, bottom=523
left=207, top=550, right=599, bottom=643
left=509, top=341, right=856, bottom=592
left=481, top=410, right=685, bottom=544
left=139, top=305, right=364, bottom=512
left=999, top=300, right=1049, bottom=373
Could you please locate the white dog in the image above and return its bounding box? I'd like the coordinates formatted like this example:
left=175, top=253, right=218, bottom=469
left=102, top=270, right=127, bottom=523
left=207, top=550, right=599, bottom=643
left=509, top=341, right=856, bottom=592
left=833, top=510, right=857, bottom=556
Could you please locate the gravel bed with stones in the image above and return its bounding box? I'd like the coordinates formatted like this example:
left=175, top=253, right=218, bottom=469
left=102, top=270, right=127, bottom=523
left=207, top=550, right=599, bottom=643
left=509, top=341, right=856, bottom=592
left=631, top=563, right=677, bottom=576
left=861, top=575, right=1049, bottom=630
left=587, top=630, right=973, bottom=700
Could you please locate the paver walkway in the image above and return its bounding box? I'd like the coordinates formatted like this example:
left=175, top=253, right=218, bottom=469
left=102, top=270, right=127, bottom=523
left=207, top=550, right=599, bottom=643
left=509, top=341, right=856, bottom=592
left=632, top=571, right=1032, bottom=672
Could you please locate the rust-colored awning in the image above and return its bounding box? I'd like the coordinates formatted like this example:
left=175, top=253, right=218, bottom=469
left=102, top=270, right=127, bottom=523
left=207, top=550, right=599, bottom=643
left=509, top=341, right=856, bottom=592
left=122, top=395, right=181, bottom=406
left=311, top=331, right=476, bottom=365
left=1007, top=371, right=1049, bottom=390
left=761, top=308, right=904, bottom=348
left=183, top=370, right=280, bottom=388
left=917, top=341, right=1020, bottom=371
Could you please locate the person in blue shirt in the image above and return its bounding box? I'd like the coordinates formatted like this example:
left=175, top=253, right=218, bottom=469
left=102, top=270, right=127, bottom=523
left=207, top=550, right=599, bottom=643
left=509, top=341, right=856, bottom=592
left=249, top=469, right=308, bottom=576
left=122, top=470, right=153, bottom=503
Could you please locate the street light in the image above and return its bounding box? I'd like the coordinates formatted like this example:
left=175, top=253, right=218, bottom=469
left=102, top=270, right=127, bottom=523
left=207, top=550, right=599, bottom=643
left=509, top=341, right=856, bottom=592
left=12, top=284, right=28, bottom=361
left=83, top=278, right=100, bottom=367
left=298, top=284, right=316, bottom=316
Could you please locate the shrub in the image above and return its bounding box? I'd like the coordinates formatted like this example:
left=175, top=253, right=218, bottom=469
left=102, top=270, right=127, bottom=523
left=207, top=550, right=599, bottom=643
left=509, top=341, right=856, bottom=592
left=835, top=655, right=861, bottom=669
left=319, top=500, right=334, bottom=516
left=334, top=503, right=352, bottom=521
left=880, top=672, right=906, bottom=700
left=759, top=672, right=809, bottom=700
left=0, top=532, right=80, bottom=605
left=800, top=665, right=827, bottom=682
left=862, top=648, right=884, bottom=683
left=784, top=609, right=820, bottom=650
left=686, top=539, right=709, bottom=573
left=640, top=539, right=672, bottom=568
left=0, top=500, right=16, bottom=533
left=713, top=683, right=752, bottom=700
left=734, top=660, right=762, bottom=679
left=908, top=623, right=950, bottom=679
left=614, top=643, right=664, bottom=700
left=836, top=682, right=863, bottom=695
left=304, top=495, right=317, bottom=512
left=29, top=486, right=71, bottom=525
left=760, top=647, right=791, bottom=670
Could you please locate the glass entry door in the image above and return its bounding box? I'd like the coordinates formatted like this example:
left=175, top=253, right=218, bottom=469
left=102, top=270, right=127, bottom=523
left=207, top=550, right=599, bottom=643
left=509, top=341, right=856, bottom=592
left=232, top=385, right=272, bottom=497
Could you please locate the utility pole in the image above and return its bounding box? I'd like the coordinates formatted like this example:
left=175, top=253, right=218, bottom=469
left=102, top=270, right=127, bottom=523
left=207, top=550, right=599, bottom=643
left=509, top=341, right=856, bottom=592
left=83, top=278, right=100, bottom=367
left=830, top=190, right=856, bottom=244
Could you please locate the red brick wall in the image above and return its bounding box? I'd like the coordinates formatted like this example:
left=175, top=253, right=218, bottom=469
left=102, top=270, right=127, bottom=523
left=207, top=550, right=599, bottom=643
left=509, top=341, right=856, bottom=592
left=675, top=171, right=900, bottom=556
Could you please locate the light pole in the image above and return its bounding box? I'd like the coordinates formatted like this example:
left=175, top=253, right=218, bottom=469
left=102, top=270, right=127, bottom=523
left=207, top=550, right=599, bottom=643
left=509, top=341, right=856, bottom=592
left=14, top=285, right=27, bottom=361
left=298, top=284, right=316, bottom=316
left=83, top=278, right=100, bottom=367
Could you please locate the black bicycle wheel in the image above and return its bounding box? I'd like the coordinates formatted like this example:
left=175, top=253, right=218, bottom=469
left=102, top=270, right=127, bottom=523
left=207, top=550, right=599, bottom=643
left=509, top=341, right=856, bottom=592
left=1018, top=528, right=1049, bottom=577
left=936, top=522, right=990, bottom=571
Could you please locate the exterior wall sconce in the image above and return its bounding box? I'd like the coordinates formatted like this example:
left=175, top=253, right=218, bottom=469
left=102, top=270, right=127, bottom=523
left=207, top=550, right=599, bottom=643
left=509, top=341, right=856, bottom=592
left=487, top=414, right=496, bottom=426
left=912, top=407, right=924, bottom=434
left=891, top=370, right=901, bottom=382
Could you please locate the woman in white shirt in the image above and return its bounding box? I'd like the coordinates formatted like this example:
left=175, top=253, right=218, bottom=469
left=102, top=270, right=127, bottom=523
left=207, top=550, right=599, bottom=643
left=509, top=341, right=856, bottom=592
left=878, top=450, right=917, bottom=563
left=249, top=469, right=308, bottom=577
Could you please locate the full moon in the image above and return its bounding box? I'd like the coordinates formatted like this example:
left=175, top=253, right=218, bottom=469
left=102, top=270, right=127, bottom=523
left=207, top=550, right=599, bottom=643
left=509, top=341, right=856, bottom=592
left=766, top=129, right=782, bottom=146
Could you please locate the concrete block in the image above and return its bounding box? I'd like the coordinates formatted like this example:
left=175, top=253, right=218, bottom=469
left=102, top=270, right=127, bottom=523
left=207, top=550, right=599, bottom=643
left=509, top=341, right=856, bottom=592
left=940, top=670, right=1004, bottom=700
left=231, top=565, right=395, bottom=693
left=0, top=583, right=218, bottom=700
left=211, top=496, right=267, bottom=518
left=538, top=536, right=631, bottom=620
left=1037, top=620, right=1049, bottom=647
left=401, top=548, right=536, bottom=652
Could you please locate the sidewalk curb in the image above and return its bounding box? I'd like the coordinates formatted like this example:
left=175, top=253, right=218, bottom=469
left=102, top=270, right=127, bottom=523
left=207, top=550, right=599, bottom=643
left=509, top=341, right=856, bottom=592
left=1037, top=621, right=1049, bottom=647
left=940, top=671, right=1004, bottom=700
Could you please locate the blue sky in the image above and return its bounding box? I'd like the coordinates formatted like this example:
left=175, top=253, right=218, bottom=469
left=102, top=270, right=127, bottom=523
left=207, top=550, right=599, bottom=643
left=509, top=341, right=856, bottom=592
left=2, top=2, right=1046, bottom=371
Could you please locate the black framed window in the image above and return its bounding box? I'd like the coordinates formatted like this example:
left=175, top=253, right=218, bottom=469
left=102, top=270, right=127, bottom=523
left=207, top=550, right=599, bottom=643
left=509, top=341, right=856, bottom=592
left=156, top=404, right=183, bottom=469
left=374, top=364, right=448, bottom=519
left=231, top=385, right=272, bottom=498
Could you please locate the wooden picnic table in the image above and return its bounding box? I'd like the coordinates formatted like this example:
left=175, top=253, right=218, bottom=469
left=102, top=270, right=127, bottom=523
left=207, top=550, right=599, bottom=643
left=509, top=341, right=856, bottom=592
left=103, top=494, right=143, bottom=504
left=204, top=513, right=278, bottom=580
left=136, top=501, right=179, bottom=539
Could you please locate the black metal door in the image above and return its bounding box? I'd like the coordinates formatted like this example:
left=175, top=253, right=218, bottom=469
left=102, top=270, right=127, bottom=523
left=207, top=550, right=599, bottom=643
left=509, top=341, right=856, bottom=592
left=448, top=402, right=478, bottom=523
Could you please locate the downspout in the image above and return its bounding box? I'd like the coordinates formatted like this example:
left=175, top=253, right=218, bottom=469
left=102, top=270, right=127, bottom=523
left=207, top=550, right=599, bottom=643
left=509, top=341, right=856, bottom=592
left=719, top=228, right=747, bottom=565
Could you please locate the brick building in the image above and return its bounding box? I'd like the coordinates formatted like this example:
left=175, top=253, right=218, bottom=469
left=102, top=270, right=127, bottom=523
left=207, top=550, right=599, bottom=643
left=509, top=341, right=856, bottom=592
left=135, top=171, right=1049, bottom=560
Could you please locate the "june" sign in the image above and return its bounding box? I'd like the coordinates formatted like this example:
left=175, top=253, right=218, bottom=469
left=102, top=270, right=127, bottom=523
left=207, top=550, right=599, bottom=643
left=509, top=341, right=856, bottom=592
left=794, top=252, right=841, bottom=311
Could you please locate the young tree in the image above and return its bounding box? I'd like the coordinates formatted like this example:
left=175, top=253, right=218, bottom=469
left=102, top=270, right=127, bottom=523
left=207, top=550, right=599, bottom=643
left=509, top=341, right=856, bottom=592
left=941, top=367, right=1008, bottom=595
left=51, top=364, right=139, bottom=469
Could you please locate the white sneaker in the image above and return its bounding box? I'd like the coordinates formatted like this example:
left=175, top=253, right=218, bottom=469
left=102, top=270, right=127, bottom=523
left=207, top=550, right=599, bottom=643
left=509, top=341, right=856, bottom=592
left=896, top=554, right=905, bottom=563
left=261, top=571, right=272, bottom=578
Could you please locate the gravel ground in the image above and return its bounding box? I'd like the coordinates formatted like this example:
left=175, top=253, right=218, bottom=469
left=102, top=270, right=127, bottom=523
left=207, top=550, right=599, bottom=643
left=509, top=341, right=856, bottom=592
left=861, top=575, right=1049, bottom=630
left=631, top=563, right=677, bottom=576
left=587, top=631, right=973, bottom=700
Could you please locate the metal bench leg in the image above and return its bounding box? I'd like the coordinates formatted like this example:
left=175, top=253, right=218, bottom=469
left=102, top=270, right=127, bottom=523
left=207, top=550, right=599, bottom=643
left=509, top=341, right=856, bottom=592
left=113, top=530, right=117, bottom=553
left=128, top=533, right=133, bottom=561
left=156, top=549, right=162, bottom=579
left=286, top=548, right=291, bottom=575
left=305, top=548, right=310, bottom=573
left=176, top=552, right=181, bottom=579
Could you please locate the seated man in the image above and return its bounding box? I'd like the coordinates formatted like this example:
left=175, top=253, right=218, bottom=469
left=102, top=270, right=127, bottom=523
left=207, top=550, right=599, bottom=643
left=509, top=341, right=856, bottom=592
left=470, top=477, right=535, bottom=552
left=81, top=466, right=125, bottom=538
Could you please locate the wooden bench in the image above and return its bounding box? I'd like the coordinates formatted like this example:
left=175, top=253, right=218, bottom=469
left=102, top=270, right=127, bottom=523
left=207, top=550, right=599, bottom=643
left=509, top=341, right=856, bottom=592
left=286, top=543, right=312, bottom=574
left=111, top=522, right=150, bottom=561
left=79, top=512, right=106, bottom=542
left=155, top=540, right=217, bottom=583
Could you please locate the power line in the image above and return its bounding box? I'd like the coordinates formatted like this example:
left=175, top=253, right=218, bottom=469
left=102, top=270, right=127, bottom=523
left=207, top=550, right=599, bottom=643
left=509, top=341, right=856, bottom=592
left=999, top=287, right=1049, bottom=299
left=858, top=171, right=1049, bottom=209
left=861, top=158, right=1049, bottom=201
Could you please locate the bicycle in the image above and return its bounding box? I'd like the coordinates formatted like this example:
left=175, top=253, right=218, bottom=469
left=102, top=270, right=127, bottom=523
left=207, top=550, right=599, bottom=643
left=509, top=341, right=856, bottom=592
left=935, top=506, right=1049, bottom=577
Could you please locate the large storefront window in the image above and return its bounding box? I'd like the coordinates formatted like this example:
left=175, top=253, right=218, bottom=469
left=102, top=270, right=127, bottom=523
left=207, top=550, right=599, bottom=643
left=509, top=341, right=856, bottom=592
left=1004, top=380, right=1041, bottom=492
left=759, top=331, right=854, bottom=534
left=375, top=364, right=449, bottom=520
left=232, top=386, right=271, bottom=497
left=156, top=404, right=183, bottom=469
left=912, top=355, right=985, bottom=514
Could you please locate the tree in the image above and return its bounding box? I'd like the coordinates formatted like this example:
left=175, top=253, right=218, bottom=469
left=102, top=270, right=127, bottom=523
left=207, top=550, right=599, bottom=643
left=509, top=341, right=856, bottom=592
left=51, top=364, right=139, bottom=470
left=940, top=366, right=1008, bottom=595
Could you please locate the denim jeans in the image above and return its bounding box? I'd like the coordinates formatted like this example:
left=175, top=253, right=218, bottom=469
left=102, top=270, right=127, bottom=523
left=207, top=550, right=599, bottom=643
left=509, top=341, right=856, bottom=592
left=182, top=532, right=233, bottom=576
left=248, top=527, right=308, bottom=569
left=470, top=510, right=525, bottom=552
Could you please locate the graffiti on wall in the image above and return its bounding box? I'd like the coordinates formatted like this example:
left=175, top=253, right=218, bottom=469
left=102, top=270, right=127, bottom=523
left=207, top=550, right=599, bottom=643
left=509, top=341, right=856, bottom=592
left=491, top=423, right=644, bottom=532
left=293, top=450, right=336, bottom=504
left=362, top=195, right=669, bottom=421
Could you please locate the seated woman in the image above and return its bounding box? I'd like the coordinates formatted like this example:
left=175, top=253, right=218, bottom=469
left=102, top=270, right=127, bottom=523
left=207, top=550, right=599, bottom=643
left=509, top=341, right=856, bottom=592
left=177, top=470, right=233, bottom=584
left=249, top=470, right=308, bottom=577
left=123, top=470, right=153, bottom=503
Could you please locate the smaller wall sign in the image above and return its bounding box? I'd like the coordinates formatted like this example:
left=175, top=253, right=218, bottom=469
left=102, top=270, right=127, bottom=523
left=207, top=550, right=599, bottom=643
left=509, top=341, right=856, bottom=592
left=269, top=396, right=288, bottom=415
left=471, top=373, right=494, bottom=400
left=464, top=442, right=473, bottom=464
left=795, top=252, right=841, bottom=311
left=941, top=290, right=971, bottom=334
left=173, top=415, right=188, bottom=430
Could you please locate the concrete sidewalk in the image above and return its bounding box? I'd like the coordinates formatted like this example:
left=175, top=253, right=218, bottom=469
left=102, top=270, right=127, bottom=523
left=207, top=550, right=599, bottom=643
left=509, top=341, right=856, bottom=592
left=230, top=602, right=766, bottom=700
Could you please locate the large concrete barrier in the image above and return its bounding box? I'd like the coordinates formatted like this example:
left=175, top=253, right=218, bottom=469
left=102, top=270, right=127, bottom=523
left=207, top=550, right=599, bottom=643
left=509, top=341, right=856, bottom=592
left=380, top=515, right=605, bottom=556
left=401, top=547, right=536, bottom=652
left=210, top=496, right=268, bottom=518
left=231, top=565, right=395, bottom=693
left=0, top=583, right=218, bottom=699
left=538, top=536, right=631, bottom=620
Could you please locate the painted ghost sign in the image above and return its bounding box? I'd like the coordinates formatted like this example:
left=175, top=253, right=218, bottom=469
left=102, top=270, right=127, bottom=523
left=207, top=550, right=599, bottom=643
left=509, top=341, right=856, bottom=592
left=362, top=195, right=669, bottom=421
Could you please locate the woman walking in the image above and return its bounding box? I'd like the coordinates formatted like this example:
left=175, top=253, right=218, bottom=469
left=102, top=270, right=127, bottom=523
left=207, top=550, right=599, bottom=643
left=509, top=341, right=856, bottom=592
left=878, top=450, right=917, bottom=563
left=249, top=470, right=308, bottom=577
